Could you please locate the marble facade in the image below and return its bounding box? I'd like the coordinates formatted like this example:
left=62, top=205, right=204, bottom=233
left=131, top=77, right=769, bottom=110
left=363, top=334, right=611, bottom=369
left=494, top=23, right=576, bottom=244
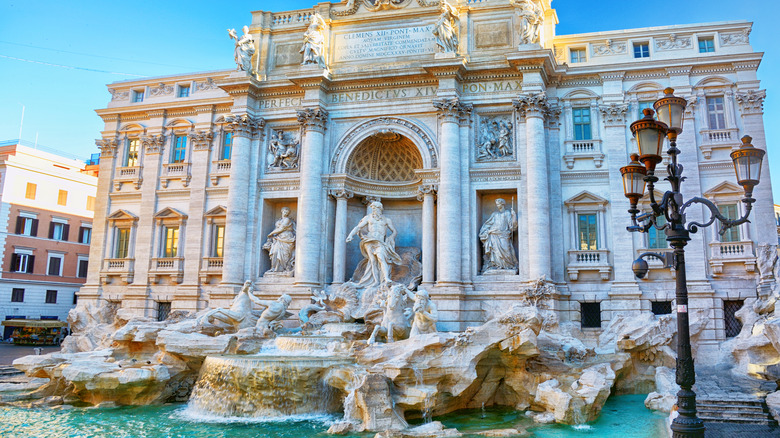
left=83, top=0, right=773, bottom=358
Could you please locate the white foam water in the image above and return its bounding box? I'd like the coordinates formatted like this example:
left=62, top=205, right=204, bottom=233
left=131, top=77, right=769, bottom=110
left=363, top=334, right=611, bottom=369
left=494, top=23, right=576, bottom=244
left=173, top=406, right=339, bottom=425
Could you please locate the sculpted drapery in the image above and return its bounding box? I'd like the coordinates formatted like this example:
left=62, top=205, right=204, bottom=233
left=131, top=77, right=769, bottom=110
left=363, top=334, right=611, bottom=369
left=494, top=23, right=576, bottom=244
left=264, top=207, right=296, bottom=273
left=479, top=198, right=519, bottom=273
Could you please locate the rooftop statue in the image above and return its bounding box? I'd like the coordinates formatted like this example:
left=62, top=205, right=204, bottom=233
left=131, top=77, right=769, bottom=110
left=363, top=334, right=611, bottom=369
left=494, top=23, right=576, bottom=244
left=228, top=26, right=255, bottom=76
left=346, top=200, right=402, bottom=288
left=263, top=207, right=296, bottom=275
left=479, top=198, right=519, bottom=274
left=512, top=0, right=544, bottom=46
left=433, top=1, right=459, bottom=54
left=301, top=13, right=327, bottom=69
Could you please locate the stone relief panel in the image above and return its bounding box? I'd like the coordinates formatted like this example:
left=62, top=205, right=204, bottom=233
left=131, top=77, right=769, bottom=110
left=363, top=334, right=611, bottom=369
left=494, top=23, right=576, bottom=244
left=475, top=22, right=512, bottom=49
left=149, top=83, right=174, bottom=97
left=655, top=34, right=691, bottom=51
left=266, top=129, right=300, bottom=171
left=720, top=30, right=750, bottom=46
left=274, top=42, right=304, bottom=67
left=109, top=88, right=129, bottom=101
left=592, top=39, right=626, bottom=56
left=475, top=114, right=514, bottom=162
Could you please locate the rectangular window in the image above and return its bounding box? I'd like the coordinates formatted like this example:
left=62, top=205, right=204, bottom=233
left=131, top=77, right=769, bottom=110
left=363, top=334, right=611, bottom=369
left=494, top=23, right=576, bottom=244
left=11, top=253, right=34, bottom=273
left=11, top=288, right=24, bottom=303
left=213, top=225, right=225, bottom=257
left=719, top=204, right=740, bottom=242
left=651, top=301, right=672, bottom=315
left=171, top=135, right=187, bottom=163
left=724, top=300, right=744, bottom=337
left=157, top=302, right=171, bottom=322
left=47, top=255, right=63, bottom=276
left=706, top=96, right=726, bottom=130
left=45, top=290, right=58, bottom=304
left=73, top=293, right=78, bottom=305
left=133, top=90, right=144, bottom=102
left=577, top=213, right=598, bottom=250
left=647, top=216, right=668, bottom=249
left=638, top=101, right=655, bottom=117
left=49, top=222, right=70, bottom=241
left=699, top=38, right=715, bottom=53
left=78, top=226, right=92, bottom=244
left=220, top=132, right=233, bottom=161
left=77, top=259, right=89, bottom=278
left=633, top=43, right=650, bottom=58
left=25, top=183, right=37, bottom=200
left=178, top=85, right=190, bottom=98
left=125, top=139, right=140, bottom=167
left=581, top=302, right=601, bottom=328
left=570, top=48, right=586, bottom=63
left=572, top=108, right=592, bottom=141
left=163, top=226, right=179, bottom=258
left=86, top=196, right=96, bottom=212
left=57, top=190, right=68, bottom=206
left=115, top=228, right=131, bottom=258
left=15, top=216, right=38, bottom=236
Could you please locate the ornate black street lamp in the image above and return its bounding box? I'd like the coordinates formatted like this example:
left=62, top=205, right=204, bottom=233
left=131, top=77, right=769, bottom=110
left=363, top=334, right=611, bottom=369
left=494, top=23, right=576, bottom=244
left=619, top=88, right=766, bottom=438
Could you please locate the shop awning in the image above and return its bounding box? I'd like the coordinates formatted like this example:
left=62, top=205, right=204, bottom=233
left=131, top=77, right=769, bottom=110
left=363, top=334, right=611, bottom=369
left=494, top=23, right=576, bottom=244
left=1, top=319, right=67, bottom=328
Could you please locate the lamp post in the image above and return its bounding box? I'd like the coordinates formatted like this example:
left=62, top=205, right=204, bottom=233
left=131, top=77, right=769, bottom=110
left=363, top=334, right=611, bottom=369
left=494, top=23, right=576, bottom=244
left=619, top=88, right=765, bottom=438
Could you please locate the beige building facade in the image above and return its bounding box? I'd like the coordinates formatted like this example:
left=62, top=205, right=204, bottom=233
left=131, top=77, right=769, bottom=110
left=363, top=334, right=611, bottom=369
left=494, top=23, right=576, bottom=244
left=84, top=1, right=774, bottom=355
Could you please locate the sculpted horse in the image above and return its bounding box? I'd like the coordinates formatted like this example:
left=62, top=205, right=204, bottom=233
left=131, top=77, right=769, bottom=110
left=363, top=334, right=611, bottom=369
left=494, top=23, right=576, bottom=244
left=368, top=284, right=413, bottom=344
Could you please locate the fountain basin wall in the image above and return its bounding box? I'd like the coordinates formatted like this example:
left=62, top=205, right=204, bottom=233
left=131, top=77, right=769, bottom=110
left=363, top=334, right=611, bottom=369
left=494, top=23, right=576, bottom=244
left=187, top=355, right=354, bottom=417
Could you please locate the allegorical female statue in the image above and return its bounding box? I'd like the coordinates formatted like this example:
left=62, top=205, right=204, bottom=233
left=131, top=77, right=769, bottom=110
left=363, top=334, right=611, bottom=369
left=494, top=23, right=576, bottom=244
left=433, top=0, right=459, bottom=54
left=479, top=198, right=519, bottom=274
left=301, top=13, right=327, bottom=68
left=511, top=0, right=544, bottom=45
left=263, top=207, right=296, bottom=274
left=228, top=26, right=255, bottom=76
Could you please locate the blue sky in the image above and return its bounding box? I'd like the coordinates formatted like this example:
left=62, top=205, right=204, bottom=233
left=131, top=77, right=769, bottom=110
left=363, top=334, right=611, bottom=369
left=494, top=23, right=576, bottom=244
left=0, top=0, right=778, bottom=200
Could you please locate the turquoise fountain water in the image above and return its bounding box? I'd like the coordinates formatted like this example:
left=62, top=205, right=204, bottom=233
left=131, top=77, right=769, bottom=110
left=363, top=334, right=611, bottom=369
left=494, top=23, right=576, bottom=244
left=0, top=394, right=666, bottom=437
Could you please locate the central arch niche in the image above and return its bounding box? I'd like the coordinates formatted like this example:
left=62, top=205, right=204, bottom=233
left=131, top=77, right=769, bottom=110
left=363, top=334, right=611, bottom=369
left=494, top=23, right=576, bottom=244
left=345, top=130, right=422, bottom=183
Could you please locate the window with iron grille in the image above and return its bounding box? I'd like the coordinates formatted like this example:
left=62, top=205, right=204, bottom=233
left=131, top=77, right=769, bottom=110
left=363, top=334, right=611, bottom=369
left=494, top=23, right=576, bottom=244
left=157, top=302, right=172, bottom=322
left=581, top=302, right=601, bottom=328
left=651, top=301, right=672, bottom=315
left=724, top=300, right=744, bottom=338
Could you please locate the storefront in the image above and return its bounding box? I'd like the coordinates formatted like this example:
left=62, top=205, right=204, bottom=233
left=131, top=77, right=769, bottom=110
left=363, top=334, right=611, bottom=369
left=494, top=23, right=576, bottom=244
left=1, top=319, right=68, bottom=345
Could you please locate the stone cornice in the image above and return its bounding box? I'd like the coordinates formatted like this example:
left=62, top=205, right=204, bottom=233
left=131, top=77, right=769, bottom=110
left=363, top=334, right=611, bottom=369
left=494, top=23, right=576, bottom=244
left=469, top=166, right=522, bottom=183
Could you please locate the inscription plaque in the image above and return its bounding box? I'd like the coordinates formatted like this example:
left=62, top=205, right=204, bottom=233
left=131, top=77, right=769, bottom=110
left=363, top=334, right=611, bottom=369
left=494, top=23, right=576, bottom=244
left=334, top=25, right=437, bottom=63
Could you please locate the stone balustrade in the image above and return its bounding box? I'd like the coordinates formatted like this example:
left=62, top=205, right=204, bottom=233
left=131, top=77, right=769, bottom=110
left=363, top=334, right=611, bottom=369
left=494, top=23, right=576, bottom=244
left=567, top=249, right=612, bottom=281
left=150, top=257, right=184, bottom=284
left=100, top=258, right=135, bottom=285
left=708, top=240, right=756, bottom=275
left=210, top=160, right=232, bottom=186
left=563, top=139, right=604, bottom=169
left=161, top=163, right=192, bottom=188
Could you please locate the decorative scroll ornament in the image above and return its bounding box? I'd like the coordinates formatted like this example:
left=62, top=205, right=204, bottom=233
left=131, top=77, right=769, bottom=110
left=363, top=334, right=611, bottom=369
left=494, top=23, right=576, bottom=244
left=108, top=88, right=129, bottom=101
left=655, top=34, right=692, bottom=51
left=142, top=134, right=166, bottom=154
left=599, top=103, right=629, bottom=126
left=96, top=138, right=119, bottom=158
left=593, top=39, right=627, bottom=56
left=301, top=13, right=328, bottom=69
left=225, top=114, right=265, bottom=138
left=149, top=82, right=174, bottom=96
left=735, top=89, right=766, bottom=115
left=190, top=131, right=214, bottom=151
left=720, top=29, right=750, bottom=46
left=511, top=0, right=543, bottom=45
left=297, top=107, right=329, bottom=133
left=433, top=98, right=472, bottom=123
left=267, top=130, right=300, bottom=171
left=513, top=93, right=550, bottom=118
left=476, top=115, right=514, bottom=161
left=228, top=26, right=256, bottom=76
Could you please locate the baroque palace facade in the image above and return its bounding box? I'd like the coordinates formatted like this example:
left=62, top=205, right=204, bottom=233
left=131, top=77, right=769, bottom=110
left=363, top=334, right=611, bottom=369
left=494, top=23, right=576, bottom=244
left=84, top=0, right=773, bottom=353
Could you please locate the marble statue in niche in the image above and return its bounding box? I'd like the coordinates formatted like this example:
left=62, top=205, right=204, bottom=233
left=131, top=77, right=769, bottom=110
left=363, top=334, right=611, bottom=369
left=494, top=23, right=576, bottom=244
left=346, top=200, right=402, bottom=288
left=476, top=117, right=513, bottom=160
left=479, top=198, right=519, bottom=274
left=512, top=0, right=543, bottom=46
left=301, top=13, right=327, bottom=69
left=267, top=130, right=300, bottom=171
left=263, top=207, right=296, bottom=276
left=228, top=26, right=255, bottom=76
left=433, top=0, right=459, bottom=54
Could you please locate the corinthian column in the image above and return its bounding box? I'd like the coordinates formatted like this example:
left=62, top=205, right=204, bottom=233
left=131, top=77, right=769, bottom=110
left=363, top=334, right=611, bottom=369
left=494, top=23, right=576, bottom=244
left=513, top=93, right=551, bottom=279
left=330, top=188, right=353, bottom=285
left=433, top=98, right=470, bottom=286
left=417, top=184, right=437, bottom=286
left=295, top=107, right=329, bottom=287
left=222, top=114, right=264, bottom=287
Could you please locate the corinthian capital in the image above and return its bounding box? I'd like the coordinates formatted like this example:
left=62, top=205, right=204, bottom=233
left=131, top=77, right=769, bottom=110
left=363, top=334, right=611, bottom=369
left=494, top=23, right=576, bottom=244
left=735, top=89, right=766, bottom=115
left=225, top=114, right=265, bottom=138
left=329, top=188, right=353, bottom=200
left=96, top=138, right=119, bottom=158
left=297, top=107, right=329, bottom=133
left=190, top=131, right=214, bottom=151
left=599, top=103, right=630, bottom=126
left=433, top=98, right=472, bottom=123
left=142, top=134, right=166, bottom=154
left=416, top=184, right=438, bottom=201
left=513, top=93, right=550, bottom=119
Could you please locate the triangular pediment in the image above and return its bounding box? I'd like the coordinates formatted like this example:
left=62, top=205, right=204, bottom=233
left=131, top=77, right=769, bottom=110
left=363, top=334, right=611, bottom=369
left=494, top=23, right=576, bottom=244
left=154, top=207, right=188, bottom=220
left=565, top=191, right=609, bottom=206
left=107, top=209, right=138, bottom=221
left=204, top=205, right=227, bottom=217
left=704, top=181, right=742, bottom=199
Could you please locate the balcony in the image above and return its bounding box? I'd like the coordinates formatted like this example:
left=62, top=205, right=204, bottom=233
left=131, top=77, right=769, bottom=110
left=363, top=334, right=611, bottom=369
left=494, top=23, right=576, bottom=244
left=210, top=160, right=232, bottom=186
left=100, top=258, right=135, bottom=284
left=699, top=128, right=740, bottom=159
left=563, top=139, right=604, bottom=169
left=114, top=166, right=142, bottom=190
left=150, top=257, right=184, bottom=284
left=567, top=249, right=611, bottom=281
left=708, top=240, right=756, bottom=275
left=161, top=162, right=192, bottom=188
left=199, top=257, right=224, bottom=283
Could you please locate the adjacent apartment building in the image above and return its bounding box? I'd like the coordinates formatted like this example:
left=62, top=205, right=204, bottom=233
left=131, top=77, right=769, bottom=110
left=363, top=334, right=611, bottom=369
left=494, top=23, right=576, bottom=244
left=0, top=140, right=98, bottom=336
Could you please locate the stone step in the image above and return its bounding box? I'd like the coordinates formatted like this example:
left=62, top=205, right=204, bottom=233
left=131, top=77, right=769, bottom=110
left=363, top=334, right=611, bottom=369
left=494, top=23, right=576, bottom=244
left=698, top=405, right=767, bottom=414
left=699, top=416, right=778, bottom=426
left=0, top=366, right=23, bottom=377
left=696, top=398, right=778, bottom=427
left=698, top=398, right=764, bottom=407
left=698, top=410, right=773, bottom=420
